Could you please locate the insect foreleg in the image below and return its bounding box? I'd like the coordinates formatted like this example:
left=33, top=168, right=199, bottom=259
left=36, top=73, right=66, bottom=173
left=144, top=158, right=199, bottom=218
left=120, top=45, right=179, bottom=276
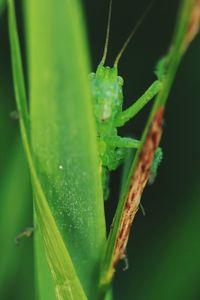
left=155, top=54, right=170, bottom=80
left=114, top=80, right=162, bottom=127
left=108, top=136, right=140, bottom=149
left=110, top=136, right=163, bottom=185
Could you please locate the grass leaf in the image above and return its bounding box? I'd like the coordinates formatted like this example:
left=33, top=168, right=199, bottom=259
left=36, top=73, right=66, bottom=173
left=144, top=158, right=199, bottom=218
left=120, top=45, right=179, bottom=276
left=0, top=137, right=33, bottom=298
left=24, top=0, right=106, bottom=298
left=8, top=0, right=100, bottom=298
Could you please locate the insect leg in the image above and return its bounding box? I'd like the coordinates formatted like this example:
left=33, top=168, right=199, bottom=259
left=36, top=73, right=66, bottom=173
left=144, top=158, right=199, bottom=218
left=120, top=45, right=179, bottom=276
left=108, top=136, right=141, bottom=149
left=105, top=137, right=140, bottom=173
left=109, top=136, right=163, bottom=184
left=114, top=80, right=162, bottom=127
left=102, top=166, right=110, bottom=200
left=121, top=251, right=129, bottom=271
left=149, top=147, right=163, bottom=184
left=15, top=226, right=34, bottom=245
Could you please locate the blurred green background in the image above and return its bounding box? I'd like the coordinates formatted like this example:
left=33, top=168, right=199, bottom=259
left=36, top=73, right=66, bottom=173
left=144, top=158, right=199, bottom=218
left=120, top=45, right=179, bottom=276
left=1, top=0, right=200, bottom=299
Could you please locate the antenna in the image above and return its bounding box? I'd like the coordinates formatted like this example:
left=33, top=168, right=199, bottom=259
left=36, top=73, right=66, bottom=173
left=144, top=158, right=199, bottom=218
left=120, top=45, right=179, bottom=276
left=100, top=0, right=113, bottom=65
left=114, top=0, right=154, bottom=67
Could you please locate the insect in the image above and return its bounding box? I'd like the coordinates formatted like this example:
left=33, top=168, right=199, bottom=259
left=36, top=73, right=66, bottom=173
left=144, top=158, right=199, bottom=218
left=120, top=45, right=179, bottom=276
left=15, top=226, right=34, bottom=245
left=89, top=0, right=163, bottom=199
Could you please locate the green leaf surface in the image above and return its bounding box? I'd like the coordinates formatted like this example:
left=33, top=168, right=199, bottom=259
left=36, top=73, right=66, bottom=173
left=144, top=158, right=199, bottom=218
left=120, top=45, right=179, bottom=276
left=0, top=8, right=34, bottom=297
left=34, top=210, right=56, bottom=300
left=24, top=0, right=106, bottom=298
left=0, top=137, right=33, bottom=297
left=8, top=0, right=104, bottom=299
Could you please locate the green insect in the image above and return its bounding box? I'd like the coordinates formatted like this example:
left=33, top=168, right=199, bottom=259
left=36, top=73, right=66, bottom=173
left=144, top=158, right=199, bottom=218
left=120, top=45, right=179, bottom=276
left=89, top=0, right=163, bottom=199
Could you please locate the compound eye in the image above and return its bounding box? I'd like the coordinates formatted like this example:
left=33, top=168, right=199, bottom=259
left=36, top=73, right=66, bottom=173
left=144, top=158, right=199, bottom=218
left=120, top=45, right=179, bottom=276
left=117, top=76, right=124, bottom=86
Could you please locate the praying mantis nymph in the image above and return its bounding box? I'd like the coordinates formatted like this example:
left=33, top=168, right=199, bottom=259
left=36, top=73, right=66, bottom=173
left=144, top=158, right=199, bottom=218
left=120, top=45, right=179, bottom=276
left=89, top=0, right=163, bottom=200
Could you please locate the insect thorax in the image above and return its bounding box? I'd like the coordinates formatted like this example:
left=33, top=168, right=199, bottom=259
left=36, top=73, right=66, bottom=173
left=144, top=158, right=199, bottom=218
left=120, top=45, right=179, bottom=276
left=89, top=65, right=124, bottom=130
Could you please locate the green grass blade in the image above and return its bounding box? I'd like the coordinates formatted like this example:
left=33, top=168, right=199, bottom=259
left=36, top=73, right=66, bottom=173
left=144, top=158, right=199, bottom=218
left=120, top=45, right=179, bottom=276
left=0, top=137, right=33, bottom=298
left=99, top=0, right=199, bottom=295
left=34, top=211, right=56, bottom=300
left=0, top=13, right=33, bottom=297
left=7, top=0, right=29, bottom=136
left=0, top=0, right=6, bottom=14
left=24, top=0, right=106, bottom=298
left=8, top=0, right=92, bottom=299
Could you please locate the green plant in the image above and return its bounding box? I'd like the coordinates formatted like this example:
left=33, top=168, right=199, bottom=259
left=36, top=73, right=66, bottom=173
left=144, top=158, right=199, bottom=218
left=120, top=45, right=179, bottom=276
left=1, top=0, right=199, bottom=299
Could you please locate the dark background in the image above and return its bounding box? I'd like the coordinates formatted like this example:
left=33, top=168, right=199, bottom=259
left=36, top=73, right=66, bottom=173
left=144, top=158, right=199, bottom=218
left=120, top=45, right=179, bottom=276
left=1, top=0, right=200, bottom=299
